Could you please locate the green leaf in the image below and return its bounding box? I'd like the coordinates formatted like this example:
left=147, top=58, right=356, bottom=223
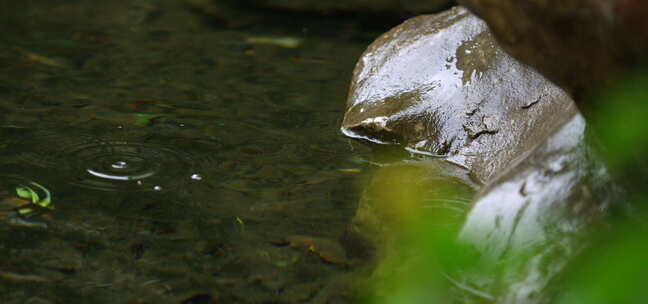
left=15, top=186, right=32, bottom=199
left=30, top=182, right=52, bottom=208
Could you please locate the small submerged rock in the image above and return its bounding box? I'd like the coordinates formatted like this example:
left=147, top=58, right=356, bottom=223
left=341, top=6, right=577, bottom=183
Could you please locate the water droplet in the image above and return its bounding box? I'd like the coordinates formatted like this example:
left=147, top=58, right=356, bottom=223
left=191, top=174, right=203, bottom=181
left=153, top=185, right=162, bottom=191
left=111, top=161, right=128, bottom=169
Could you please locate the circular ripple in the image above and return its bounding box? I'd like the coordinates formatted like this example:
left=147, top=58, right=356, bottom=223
left=66, top=141, right=194, bottom=192
left=5, top=129, right=208, bottom=192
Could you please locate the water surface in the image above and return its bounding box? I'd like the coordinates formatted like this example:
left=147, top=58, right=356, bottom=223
left=0, top=1, right=393, bottom=302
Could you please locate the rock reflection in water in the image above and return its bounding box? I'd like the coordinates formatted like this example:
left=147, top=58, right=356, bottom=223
left=344, top=158, right=478, bottom=262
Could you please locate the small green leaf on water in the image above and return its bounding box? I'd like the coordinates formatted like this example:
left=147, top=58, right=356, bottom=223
left=15, top=187, right=32, bottom=199
left=37, top=198, right=52, bottom=209
left=30, top=182, right=52, bottom=208
left=30, top=190, right=40, bottom=204
left=14, top=182, right=54, bottom=209
left=15, top=186, right=38, bottom=203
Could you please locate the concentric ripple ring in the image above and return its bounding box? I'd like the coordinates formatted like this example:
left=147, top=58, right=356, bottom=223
left=66, top=141, right=192, bottom=191
left=5, top=128, right=211, bottom=192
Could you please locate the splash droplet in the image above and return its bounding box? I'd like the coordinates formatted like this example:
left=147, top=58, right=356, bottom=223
left=111, top=161, right=128, bottom=169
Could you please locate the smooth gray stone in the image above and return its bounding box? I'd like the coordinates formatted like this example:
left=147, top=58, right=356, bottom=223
left=341, top=7, right=617, bottom=303
left=341, top=7, right=577, bottom=183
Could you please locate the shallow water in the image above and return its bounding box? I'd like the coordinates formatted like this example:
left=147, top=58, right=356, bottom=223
left=0, top=1, right=399, bottom=302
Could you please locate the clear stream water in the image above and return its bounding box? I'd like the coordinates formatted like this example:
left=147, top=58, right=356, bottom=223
left=0, top=1, right=406, bottom=302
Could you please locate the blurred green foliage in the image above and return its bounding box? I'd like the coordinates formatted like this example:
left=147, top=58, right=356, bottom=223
left=593, top=72, right=648, bottom=169
left=557, top=219, right=648, bottom=304
left=358, top=165, right=478, bottom=303
left=558, top=72, right=648, bottom=304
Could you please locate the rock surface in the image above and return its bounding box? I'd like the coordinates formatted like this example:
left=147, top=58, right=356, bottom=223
left=457, top=0, right=648, bottom=102
left=459, top=114, right=614, bottom=303
left=456, top=0, right=648, bottom=208
left=341, top=6, right=577, bottom=183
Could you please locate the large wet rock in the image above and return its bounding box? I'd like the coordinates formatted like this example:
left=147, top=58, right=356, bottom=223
left=457, top=0, right=648, bottom=102
left=348, top=113, right=615, bottom=303
left=341, top=6, right=577, bottom=183
left=340, top=6, right=618, bottom=303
